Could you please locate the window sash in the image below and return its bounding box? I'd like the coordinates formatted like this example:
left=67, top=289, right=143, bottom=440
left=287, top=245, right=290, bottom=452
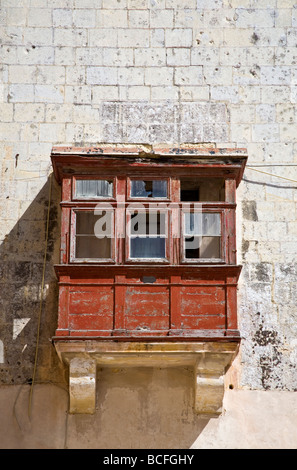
left=128, top=178, right=169, bottom=200
left=181, top=210, right=223, bottom=262
left=126, top=209, right=169, bottom=262
left=74, top=178, right=114, bottom=199
left=70, top=209, right=115, bottom=262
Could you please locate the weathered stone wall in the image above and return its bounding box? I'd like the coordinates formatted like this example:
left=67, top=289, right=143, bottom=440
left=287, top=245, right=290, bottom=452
left=1, top=0, right=297, bottom=447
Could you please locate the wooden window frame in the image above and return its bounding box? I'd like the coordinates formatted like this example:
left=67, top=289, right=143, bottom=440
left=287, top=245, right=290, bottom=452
left=70, top=207, right=116, bottom=263
left=180, top=206, right=226, bottom=264
left=125, top=206, right=171, bottom=264
left=126, top=176, right=170, bottom=201
left=67, top=176, right=234, bottom=266
left=72, top=176, right=116, bottom=201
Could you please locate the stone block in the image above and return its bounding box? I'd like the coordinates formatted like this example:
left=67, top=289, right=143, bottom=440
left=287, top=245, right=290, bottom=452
left=252, top=123, right=279, bottom=142
left=14, top=103, right=45, bottom=122
left=27, top=8, right=52, bottom=27
left=150, top=28, right=165, bottom=47
left=165, top=28, right=193, bottom=47
left=8, top=84, right=34, bottom=102
left=174, top=66, right=203, bottom=86
left=92, top=86, right=119, bottom=102
left=73, top=9, right=96, bottom=28
left=54, top=47, right=75, bottom=66
left=54, top=29, right=87, bottom=47
left=134, top=48, right=166, bottom=67
left=97, top=9, right=128, bottom=28
left=145, top=67, right=173, bottom=85
left=167, top=48, right=190, bottom=66
left=76, top=48, right=103, bottom=66
left=46, top=104, right=73, bottom=123
left=89, top=29, right=118, bottom=48
left=118, top=29, right=150, bottom=47
left=16, top=46, right=54, bottom=65
left=53, top=9, right=73, bottom=28
left=260, top=66, right=291, bottom=86
left=65, top=86, right=92, bottom=105
left=87, top=67, right=118, bottom=86
left=150, top=9, right=174, bottom=28
left=0, top=103, right=13, bottom=121
left=23, top=28, right=53, bottom=47
left=36, top=66, right=65, bottom=85
left=128, top=9, right=149, bottom=27
left=34, top=85, right=64, bottom=103
left=39, top=123, right=66, bottom=142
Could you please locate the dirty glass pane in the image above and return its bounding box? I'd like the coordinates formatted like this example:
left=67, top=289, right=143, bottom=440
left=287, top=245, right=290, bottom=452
left=130, top=212, right=166, bottom=236
left=184, top=212, right=221, bottom=236
left=130, top=180, right=167, bottom=198
left=130, top=237, right=165, bottom=259
left=75, top=179, right=113, bottom=198
left=184, top=212, right=221, bottom=259
left=76, top=236, right=111, bottom=259
left=129, top=211, right=166, bottom=259
left=75, top=211, right=112, bottom=259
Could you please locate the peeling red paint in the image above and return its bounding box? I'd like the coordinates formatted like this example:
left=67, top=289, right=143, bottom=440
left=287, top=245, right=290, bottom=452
left=52, top=147, right=246, bottom=343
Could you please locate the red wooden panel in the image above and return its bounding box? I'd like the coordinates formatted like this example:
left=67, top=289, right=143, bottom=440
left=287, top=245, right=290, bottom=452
left=181, top=315, right=225, bottom=330
left=125, top=314, right=169, bottom=331
left=69, top=286, right=113, bottom=316
left=181, top=286, right=225, bottom=313
left=124, top=286, right=169, bottom=331
left=180, top=286, right=225, bottom=330
left=69, top=313, right=113, bottom=331
left=57, top=285, right=69, bottom=330
left=69, top=330, right=112, bottom=336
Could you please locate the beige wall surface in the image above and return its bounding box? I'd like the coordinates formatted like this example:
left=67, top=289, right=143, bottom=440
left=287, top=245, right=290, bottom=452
left=1, top=381, right=297, bottom=449
left=1, top=0, right=297, bottom=449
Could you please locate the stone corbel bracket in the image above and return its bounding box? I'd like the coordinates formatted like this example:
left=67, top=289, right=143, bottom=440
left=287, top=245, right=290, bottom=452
left=54, top=341, right=239, bottom=416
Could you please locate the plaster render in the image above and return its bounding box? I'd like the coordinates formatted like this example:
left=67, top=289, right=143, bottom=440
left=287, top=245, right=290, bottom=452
left=0, top=0, right=297, bottom=448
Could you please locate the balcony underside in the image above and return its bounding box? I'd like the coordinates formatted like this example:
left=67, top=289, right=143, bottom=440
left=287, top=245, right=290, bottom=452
left=54, top=340, right=239, bottom=416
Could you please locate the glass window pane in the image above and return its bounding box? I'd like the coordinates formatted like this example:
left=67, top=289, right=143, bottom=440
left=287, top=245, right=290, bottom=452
left=130, top=237, right=165, bottom=259
left=130, top=180, right=167, bottom=198
left=76, top=179, right=113, bottom=198
left=131, top=212, right=166, bottom=236
left=200, top=236, right=220, bottom=258
left=74, top=211, right=112, bottom=259
left=76, top=236, right=111, bottom=259
left=184, top=212, right=221, bottom=236
left=184, top=212, right=221, bottom=260
left=185, top=236, right=221, bottom=259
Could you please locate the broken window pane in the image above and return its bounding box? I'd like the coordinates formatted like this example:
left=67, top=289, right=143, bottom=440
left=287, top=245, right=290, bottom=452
left=180, top=180, right=200, bottom=201
left=75, top=211, right=112, bottom=259
left=184, top=212, right=221, bottom=259
left=130, top=180, right=167, bottom=198
left=75, top=179, right=113, bottom=198
left=180, top=178, right=225, bottom=201
left=129, top=211, right=166, bottom=259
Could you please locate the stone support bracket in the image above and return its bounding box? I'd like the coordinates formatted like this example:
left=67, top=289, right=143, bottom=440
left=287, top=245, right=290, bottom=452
left=54, top=341, right=238, bottom=416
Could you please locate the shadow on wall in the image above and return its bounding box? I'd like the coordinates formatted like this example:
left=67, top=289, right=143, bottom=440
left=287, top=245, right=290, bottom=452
left=2, top=369, right=210, bottom=449
left=0, top=174, right=64, bottom=385
left=0, top=174, right=212, bottom=448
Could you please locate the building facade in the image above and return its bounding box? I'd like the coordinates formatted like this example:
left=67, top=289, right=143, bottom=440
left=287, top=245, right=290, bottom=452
left=0, top=0, right=297, bottom=448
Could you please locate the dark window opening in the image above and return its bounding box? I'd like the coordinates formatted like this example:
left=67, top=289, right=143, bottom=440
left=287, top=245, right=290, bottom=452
left=130, top=180, right=167, bottom=198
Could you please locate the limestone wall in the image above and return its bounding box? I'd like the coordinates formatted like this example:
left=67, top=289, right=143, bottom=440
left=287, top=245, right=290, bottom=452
left=1, top=0, right=297, bottom=447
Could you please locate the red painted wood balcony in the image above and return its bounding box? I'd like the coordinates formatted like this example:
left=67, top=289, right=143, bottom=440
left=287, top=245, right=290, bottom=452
left=51, top=145, right=247, bottom=414
left=52, top=145, right=246, bottom=343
